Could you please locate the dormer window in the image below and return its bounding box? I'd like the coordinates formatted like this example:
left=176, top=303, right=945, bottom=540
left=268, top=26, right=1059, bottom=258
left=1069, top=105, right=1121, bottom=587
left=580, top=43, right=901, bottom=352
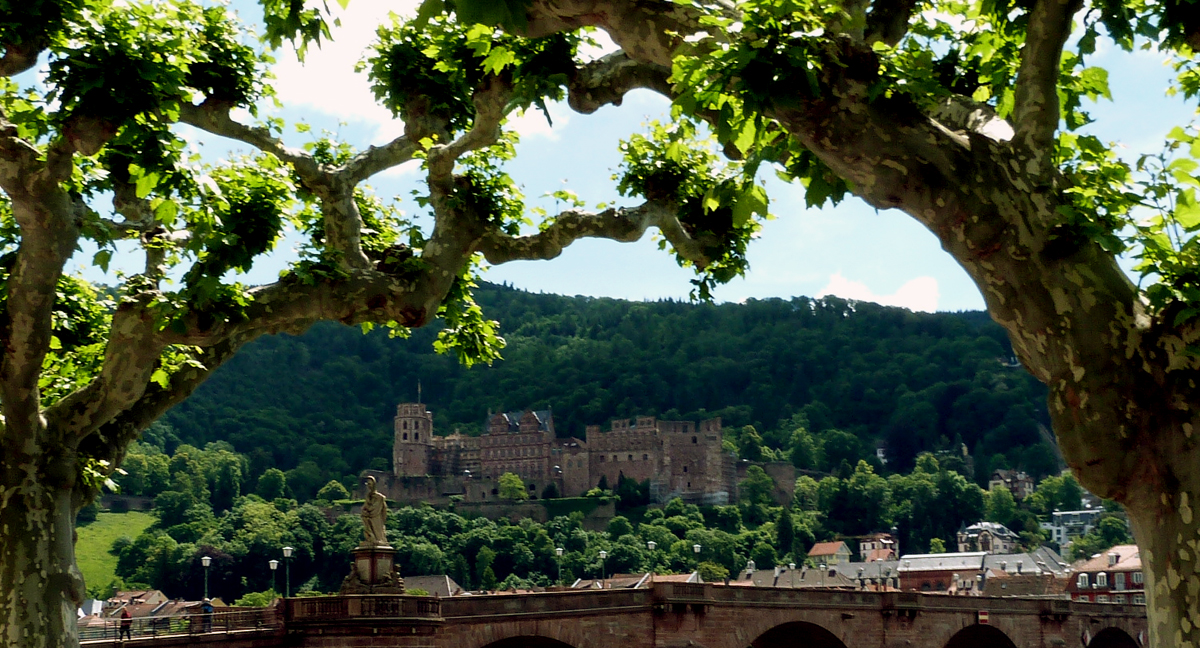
left=1077, top=574, right=1089, bottom=589
left=1096, top=573, right=1108, bottom=588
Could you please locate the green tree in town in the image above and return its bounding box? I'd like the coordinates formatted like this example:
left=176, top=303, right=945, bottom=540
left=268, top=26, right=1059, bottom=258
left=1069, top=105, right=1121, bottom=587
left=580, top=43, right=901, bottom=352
left=255, top=468, right=289, bottom=501
left=775, top=507, right=797, bottom=560
left=315, top=479, right=351, bottom=502
left=498, top=472, right=529, bottom=501
left=985, top=487, right=1020, bottom=530
left=1070, top=516, right=1135, bottom=561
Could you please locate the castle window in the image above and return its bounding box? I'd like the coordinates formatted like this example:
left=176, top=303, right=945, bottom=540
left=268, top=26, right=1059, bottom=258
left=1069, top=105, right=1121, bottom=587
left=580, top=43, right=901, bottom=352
left=643, top=454, right=649, bottom=461
left=628, top=454, right=633, bottom=461
left=403, top=433, right=408, bottom=440
left=415, top=433, right=420, bottom=441
left=403, top=421, right=408, bottom=430
left=692, top=436, right=697, bottom=444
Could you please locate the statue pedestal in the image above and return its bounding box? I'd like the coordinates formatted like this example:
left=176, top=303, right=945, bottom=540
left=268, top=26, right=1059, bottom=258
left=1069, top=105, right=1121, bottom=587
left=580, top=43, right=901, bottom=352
left=340, top=545, right=405, bottom=594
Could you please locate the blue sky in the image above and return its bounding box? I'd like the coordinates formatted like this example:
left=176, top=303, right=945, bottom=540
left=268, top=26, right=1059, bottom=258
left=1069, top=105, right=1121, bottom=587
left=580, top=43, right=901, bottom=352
left=75, top=1, right=1200, bottom=312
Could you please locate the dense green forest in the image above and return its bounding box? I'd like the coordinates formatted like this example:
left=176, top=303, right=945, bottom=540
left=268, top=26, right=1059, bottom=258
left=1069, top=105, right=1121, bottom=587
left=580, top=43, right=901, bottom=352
left=161, top=283, right=1055, bottom=498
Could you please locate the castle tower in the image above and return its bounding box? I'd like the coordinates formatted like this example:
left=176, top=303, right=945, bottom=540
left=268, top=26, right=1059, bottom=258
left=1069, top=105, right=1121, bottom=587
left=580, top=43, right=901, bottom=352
left=393, top=403, right=433, bottom=477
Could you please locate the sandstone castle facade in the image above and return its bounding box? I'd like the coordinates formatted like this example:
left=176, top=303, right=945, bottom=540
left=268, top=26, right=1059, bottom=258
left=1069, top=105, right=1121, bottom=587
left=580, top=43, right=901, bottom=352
left=379, top=403, right=737, bottom=505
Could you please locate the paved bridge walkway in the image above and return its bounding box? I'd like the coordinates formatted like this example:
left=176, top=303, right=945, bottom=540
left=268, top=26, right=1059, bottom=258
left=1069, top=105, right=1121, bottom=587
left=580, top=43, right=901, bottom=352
left=82, top=582, right=1147, bottom=648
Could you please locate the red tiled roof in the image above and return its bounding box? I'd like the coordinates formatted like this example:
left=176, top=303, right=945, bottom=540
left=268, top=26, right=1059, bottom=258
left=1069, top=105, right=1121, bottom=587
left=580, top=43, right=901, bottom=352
left=1073, top=545, right=1141, bottom=573
left=809, top=541, right=848, bottom=556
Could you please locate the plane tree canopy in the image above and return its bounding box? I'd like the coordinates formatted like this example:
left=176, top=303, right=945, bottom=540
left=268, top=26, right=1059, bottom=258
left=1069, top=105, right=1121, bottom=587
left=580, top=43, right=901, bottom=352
left=3, top=0, right=1200, bottom=646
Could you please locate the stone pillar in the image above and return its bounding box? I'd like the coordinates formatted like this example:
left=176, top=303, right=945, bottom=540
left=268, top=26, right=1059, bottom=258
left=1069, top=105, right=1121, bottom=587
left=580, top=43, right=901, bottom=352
left=340, top=545, right=405, bottom=594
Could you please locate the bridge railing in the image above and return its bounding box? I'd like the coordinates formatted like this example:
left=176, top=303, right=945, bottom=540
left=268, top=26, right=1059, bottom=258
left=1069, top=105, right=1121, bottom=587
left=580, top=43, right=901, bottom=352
left=286, top=595, right=442, bottom=622
left=79, top=608, right=281, bottom=643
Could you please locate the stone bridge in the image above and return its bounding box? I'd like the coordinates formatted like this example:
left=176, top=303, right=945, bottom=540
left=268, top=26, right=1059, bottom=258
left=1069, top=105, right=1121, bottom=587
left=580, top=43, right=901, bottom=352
left=81, top=582, right=1147, bottom=648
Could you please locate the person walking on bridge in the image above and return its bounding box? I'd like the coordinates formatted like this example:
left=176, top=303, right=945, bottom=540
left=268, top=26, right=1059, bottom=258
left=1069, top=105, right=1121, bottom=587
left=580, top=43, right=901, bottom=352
left=118, top=608, right=132, bottom=640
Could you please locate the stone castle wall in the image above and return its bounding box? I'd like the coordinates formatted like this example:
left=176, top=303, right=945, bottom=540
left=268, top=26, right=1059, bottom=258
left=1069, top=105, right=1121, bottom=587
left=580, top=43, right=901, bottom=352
left=382, top=404, right=737, bottom=505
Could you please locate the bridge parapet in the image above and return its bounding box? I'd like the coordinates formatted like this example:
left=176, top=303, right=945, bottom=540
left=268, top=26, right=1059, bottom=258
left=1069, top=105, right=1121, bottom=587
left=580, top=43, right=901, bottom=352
left=440, top=588, right=650, bottom=618
left=285, top=594, right=441, bottom=623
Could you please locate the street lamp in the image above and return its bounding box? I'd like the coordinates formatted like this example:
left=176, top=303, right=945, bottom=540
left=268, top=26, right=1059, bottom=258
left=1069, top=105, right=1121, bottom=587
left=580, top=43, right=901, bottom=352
left=646, top=541, right=656, bottom=573
left=201, top=555, right=212, bottom=600
left=788, top=562, right=796, bottom=589
left=282, top=546, right=294, bottom=598
left=692, top=543, right=701, bottom=569
left=555, top=547, right=563, bottom=585
left=598, top=550, right=607, bottom=588
left=269, top=560, right=279, bottom=595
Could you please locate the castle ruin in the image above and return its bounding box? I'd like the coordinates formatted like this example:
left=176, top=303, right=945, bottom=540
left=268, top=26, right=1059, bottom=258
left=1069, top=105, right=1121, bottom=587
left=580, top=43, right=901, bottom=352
left=376, top=403, right=736, bottom=506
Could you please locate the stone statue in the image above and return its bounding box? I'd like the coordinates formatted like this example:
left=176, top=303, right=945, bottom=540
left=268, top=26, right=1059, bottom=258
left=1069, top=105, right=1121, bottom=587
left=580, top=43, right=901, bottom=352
left=360, top=475, right=389, bottom=548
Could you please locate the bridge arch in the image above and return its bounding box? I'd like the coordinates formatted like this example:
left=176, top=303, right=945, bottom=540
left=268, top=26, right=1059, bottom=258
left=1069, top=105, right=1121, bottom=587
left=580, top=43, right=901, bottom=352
left=750, top=621, right=847, bottom=648
left=943, top=624, right=1018, bottom=648
left=479, top=637, right=578, bottom=648
left=1088, top=627, right=1139, bottom=648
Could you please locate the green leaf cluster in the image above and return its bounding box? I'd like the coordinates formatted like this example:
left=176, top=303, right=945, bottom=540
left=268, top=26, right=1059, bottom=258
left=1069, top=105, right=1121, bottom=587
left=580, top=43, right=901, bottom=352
left=366, top=15, right=584, bottom=133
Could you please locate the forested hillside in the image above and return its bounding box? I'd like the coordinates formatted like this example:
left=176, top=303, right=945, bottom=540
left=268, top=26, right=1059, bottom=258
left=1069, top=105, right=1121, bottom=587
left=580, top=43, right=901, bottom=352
left=162, top=284, right=1054, bottom=496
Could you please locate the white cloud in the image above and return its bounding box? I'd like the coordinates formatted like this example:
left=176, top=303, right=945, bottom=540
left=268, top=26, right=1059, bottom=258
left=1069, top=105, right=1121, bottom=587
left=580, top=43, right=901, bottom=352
left=269, top=1, right=574, bottom=144
left=509, top=104, right=573, bottom=141
left=269, top=2, right=418, bottom=141
left=817, top=273, right=940, bottom=312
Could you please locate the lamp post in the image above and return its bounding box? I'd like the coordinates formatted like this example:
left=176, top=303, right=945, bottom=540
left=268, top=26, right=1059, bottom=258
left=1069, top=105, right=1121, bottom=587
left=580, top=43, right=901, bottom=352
left=282, top=546, right=294, bottom=598
left=819, top=563, right=826, bottom=587
left=269, top=560, right=279, bottom=596
left=555, top=547, right=563, bottom=585
left=692, top=543, right=701, bottom=570
left=201, top=555, right=212, bottom=600
left=599, top=550, right=607, bottom=588
left=788, top=562, right=796, bottom=589
left=646, top=541, right=656, bottom=573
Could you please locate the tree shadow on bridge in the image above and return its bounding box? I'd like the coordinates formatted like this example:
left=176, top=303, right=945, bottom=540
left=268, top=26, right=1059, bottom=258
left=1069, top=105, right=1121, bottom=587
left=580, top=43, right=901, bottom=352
left=1088, top=627, right=1138, bottom=648
left=481, top=637, right=577, bottom=648
left=750, top=621, right=847, bottom=648
left=944, top=625, right=1017, bottom=648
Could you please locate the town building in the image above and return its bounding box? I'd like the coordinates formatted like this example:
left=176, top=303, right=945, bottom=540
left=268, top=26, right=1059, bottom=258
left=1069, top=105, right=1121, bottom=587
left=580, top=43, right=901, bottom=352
left=570, top=572, right=702, bottom=590
left=807, top=541, right=853, bottom=566
left=858, top=532, right=897, bottom=562
left=381, top=403, right=735, bottom=505
left=988, top=469, right=1035, bottom=499
left=1065, top=544, right=1145, bottom=604
left=957, top=521, right=1021, bottom=554
left=1038, top=508, right=1105, bottom=549
left=730, top=564, right=868, bottom=590
left=896, top=547, right=1069, bottom=594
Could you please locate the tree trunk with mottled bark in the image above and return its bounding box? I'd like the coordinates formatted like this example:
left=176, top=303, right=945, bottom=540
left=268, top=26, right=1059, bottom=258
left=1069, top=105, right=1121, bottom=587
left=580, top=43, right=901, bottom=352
left=1, top=430, right=84, bottom=648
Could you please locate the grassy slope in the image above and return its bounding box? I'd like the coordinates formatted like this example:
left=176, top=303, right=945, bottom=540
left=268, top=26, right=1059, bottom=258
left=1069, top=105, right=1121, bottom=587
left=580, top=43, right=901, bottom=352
left=76, top=511, right=156, bottom=592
